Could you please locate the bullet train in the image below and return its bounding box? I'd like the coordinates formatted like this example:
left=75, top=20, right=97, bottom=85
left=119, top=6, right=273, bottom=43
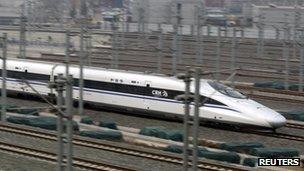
left=0, top=59, right=286, bottom=130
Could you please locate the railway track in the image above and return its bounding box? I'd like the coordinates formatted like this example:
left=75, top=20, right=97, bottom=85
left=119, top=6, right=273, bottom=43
left=235, top=85, right=304, bottom=103
left=0, top=122, right=250, bottom=171
left=1, top=25, right=300, bottom=61
left=36, top=53, right=301, bottom=83
left=285, top=121, right=304, bottom=130
left=0, top=141, right=134, bottom=171
left=91, top=48, right=300, bottom=72
left=256, top=132, right=304, bottom=142
left=115, top=32, right=300, bottom=59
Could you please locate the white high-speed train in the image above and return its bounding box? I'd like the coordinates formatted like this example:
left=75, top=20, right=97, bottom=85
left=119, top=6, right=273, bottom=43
left=0, top=59, right=286, bottom=129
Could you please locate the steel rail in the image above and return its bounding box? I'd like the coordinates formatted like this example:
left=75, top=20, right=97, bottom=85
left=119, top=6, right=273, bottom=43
left=0, top=122, right=250, bottom=171
left=285, top=122, right=304, bottom=130
left=0, top=141, right=135, bottom=171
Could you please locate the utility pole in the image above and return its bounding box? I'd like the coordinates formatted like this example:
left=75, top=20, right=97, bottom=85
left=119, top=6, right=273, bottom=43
left=190, top=25, right=194, bottom=36
left=19, top=3, right=26, bottom=59
left=85, top=30, right=92, bottom=66
left=207, top=24, right=211, bottom=36
left=196, top=0, right=204, bottom=64
left=121, top=15, right=126, bottom=49
left=64, top=30, right=74, bottom=171
left=283, top=26, right=291, bottom=90
left=111, top=15, right=119, bottom=68
left=49, top=74, right=65, bottom=171
left=177, top=26, right=183, bottom=64
left=79, top=26, right=85, bottom=116
left=172, top=2, right=182, bottom=75
left=176, top=67, right=192, bottom=171
left=293, top=3, right=301, bottom=58
left=157, top=28, right=163, bottom=73
left=137, top=0, right=145, bottom=47
left=240, top=26, right=245, bottom=40
left=1, top=33, right=7, bottom=122
left=65, top=31, right=70, bottom=76
left=176, top=67, right=202, bottom=170
left=192, top=68, right=201, bottom=171
left=216, top=27, right=221, bottom=81
left=231, top=28, right=237, bottom=88
left=273, top=26, right=280, bottom=40
left=65, top=74, right=74, bottom=171
left=299, top=29, right=304, bottom=92
left=257, top=14, right=265, bottom=58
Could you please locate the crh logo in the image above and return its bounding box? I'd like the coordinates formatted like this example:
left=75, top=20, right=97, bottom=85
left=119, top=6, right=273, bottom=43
left=258, top=158, right=300, bottom=166
left=152, top=90, right=168, bottom=97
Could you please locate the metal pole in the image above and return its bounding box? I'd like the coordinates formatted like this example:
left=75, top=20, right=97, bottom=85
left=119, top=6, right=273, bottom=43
left=207, top=25, right=211, bottom=36
left=141, top=0, right=146, bottom=34
left=157, top=28, right=163, bottom=73
left=66, top=74, right=74, bottom=171
left=65, top=31, right=70, bottom=76
left=121, top=20, right=125, bottom=49
left=196, top=1, right=203, bottom=64
left=84, top=29, right=92, bottom=66
left=1, top=33, right=7, bottom=122
left=56, top=74, right=65, bottom=171
left=293, top=4, right=301, bottom=58
left=231, top=28, right=237, bottom=88
left=178, top=23, right=183, bottom=63
left=241, top=27, right=245, bottom=40
left=192, top=67, right=201, bottom=171
left=172, top=3, right=181, bottom=75
left=216, top=27, right=221, bottom=81
left=157, top=23, right=161, bottom=31
left=64, top=31, right=73, bottom=171
left=275, top=27, right=280, bottom=40
left=126, top=18, right=130, bottom=32
left=299, top=30, right=304, bottom=92
left=111, top=19, right=118, bottom=68
left=137, top=2, right=141, bottom=33
left=224, top=26, right=228, bottom=38
left=257, top=14, right=264, bottom=58
left=19, top=3, right=26, bottom=59
left=190, top=25, right=194, bottom=36
left=284, top=27, right=290, bottom=90
left=79, top=27, right=84, bottom=116
left=183, top=68, right=191, bottom=171
left=137, top=0, right=145, bottom=47
left=178, top=27, right=183, bottom=63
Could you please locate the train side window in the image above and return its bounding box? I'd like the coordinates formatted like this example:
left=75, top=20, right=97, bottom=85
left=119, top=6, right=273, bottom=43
left=131, top=81, right=136, bottom=84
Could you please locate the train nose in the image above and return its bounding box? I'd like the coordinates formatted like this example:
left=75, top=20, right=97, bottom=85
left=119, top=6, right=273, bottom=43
left=267, top=115, right=286, bottom=129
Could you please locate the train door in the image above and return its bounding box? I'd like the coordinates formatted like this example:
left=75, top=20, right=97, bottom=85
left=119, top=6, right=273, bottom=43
left=144, top=81, right=152, bottom=110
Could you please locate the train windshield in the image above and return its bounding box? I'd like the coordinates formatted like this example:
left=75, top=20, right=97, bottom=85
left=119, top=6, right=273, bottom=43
left=208, top=81, right=247, bottom=99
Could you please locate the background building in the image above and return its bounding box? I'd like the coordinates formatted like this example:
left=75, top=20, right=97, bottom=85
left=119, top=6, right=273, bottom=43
left=252, top=5, right=304, bottom=28
left=130, top=0, right=201, bottom=25
left=0, top=0, right=23, bottom=25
